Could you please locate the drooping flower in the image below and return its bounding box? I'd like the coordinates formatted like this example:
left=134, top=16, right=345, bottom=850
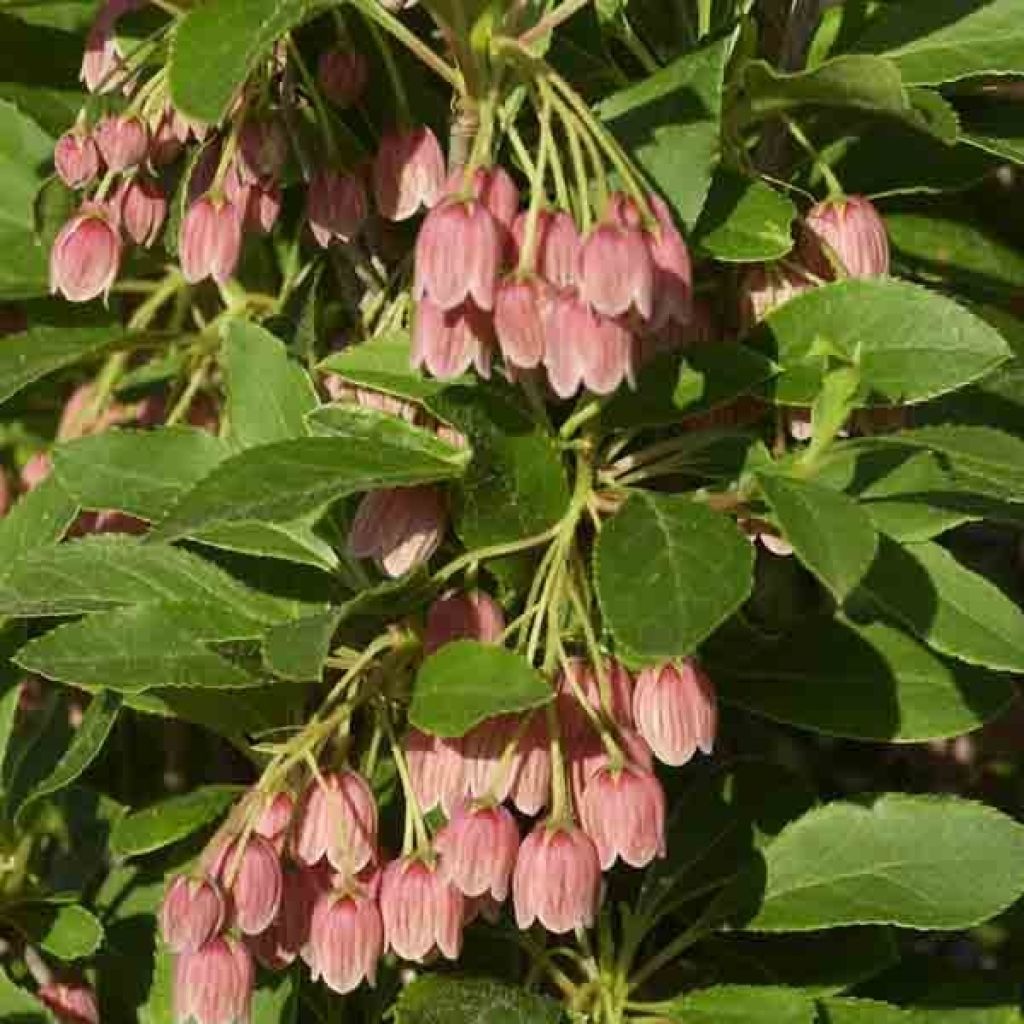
left=436, top=802, right=520, bottom=902
left=580, top=761, right=666, bottom=869
left=49, top=204, right=121, bottom=303
left=494, top=276, right=549, bottom=369
left=556, top=657, right=634, bottom=743
left=160, top=875, right=226, bottom=954
left=801, top=194, right=889, bottom=279
left=307, top=169, right=367, bottom=247
left=307, top=886, right=384, bottom=993
left=461, top=714, right=519, bottom=801
left=738, top=261, right=814, bottom=329
left=577, top=221, right=653, bottom=320
left=447, top=165, right=520, bottom=229
left=38, top=981, right=100, bottom=1024
left=633, top=659, right=717, bottom=767
left=318, top=49, right=369, bottom=108
left=253, top=790, right=295, bottom=849
left=404, top=727, right=468, bottom=816
left=373, top=126, right=446, bottom=221
left=118, top=176, right=167, bottom=247
left=412, top=298, right=494, bottom=380
left=173, top=936, right=253, bottom=1024
left=54, top=130, right=101, bottom=189
left=236, top=117, right=288, bottom=184
left=348, top=485, right=447, bottom=578
left=508, top=712, right=552, bottom=816
left=646, top=194, right=693, bottom=328
left=246, top=862, right=326, bottom=971
left=179, top=195, right=243, bottom=284
left=292, top=770, right=378, bottom=875
left=93, top=113, right=148, bottom=171
left=379, top=856, right=464, bottom=962
left=425, top=589, right=505, bottom=654
left=209, top=833, right=283, bottom=936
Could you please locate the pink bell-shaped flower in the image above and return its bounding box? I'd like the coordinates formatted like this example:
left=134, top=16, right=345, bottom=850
left=54, top=131, right=100, bottom=189
left=93, top=114, right=148, bottom=171
left=425, top=589, right=505, bottom=654
left=149, top=107, right=188, bottom=165
left=117, top=176, right=167, bottom=247
left=38, top=981, right=100, bottom=1024
left=236, top=117, right=288, bottom=184
left=173, top=935, right=253, bottom=1024
left=208, top=833, right=283, bottom=936
left=379, top=855, right=464, bottom=962
left=404, top=728, right=468, bottom=815
left=373, top=126, right=446, bottom=221
left=349, top=485, right=447, bottom=578
left=508, top=712, right=552, bottom=816
left=461, top=714, right=519, bottom=800
left=580, top=761, right=666, bottom=869
left=577, top=221, right=653, bottom=320
left=543, top=290, right=632, bottom=398
left=50, top=203, right=121, bottom=303
left=738, top=262, right=814, bottom=329
left=307, top=885, right=384, bottom=993
left=513, top=822, right=602, bottom=933
left=254, top=790, right=294, bottom=848
left=436, top=801, right=520, bottom=902
left=412, top=298, right=494, bottom=379
left=179, top=195, right=243, bottom=284
left=447, top=165, right=520, bottom=229
left=318, top=49, right=369, bottom=107
left=160, top=875, right=226, bottom=953
left=246, top=862, right=326, bottom=971
left=292, top=770, right=378, bottom=875
left=414, top=199, right=502, bottom=311
left=495, top=276, right=549, bottom=369
left=80, top=0, right=141, bottom=93
left=633, top=659, right=717, bottom=766
left=646, top=194, right=693, bottom=328
left=556, top=657, right=634, bottom=744
left=307, top=169, right=367, bottom=247
left=801, top=194, right=889, bottom=279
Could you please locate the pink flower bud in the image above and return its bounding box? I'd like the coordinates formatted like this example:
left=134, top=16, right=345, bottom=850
left=308, top=169, right=367, bottom=247
left=54, top=131, right=100, bottom=189
left=307, top=887, right=384, bottom=993
left=580, top=761, right=666, bottom=869
left=461, top=714, right=519, bottom=800
left=37, top=981, right=99, bottom=1024
left=633, top=659, right=717, bottom=766
left=373, top=126, right=446, bottom=221
left=211, top=833, right=283, bottom=936
left=495, top=276, right=548, bottom=369
left=578, top=222, right=653, bottom=320
left=404, top=728, right=468, bottom=815
left=556, top=657, right=634, bottom=744
left=436, top=802, right=520, bottom=901
left=380, top=856, right=464, bottom=961
left=93, top=114, right=148, bottom=172
left=254, top=790, right=295, bottom=847
left=801, top=194, right=889, bottom=279
left=513, top=210, right=580, bottom=287
left=174, top=936, right=253, bottom=1024
left=292, top=770, right=378, bottom=875
left=223, top=168, right=281, bottom=235
left=21, top=452, right=52, bottom=492
left=149, top=107, right=189, bottom=165
left=412, top=298, right=494, bottom=380
left=415, top=199, right=502, bottom=311
left=80, top=1, right=141, bottom=93
left=568, top=726, right=652, bottom=812
left=50, top=204, right=121, bottom=303
left=349, top=485, right=447, bottom=578
left=160, top=875, right=226, bottom=953
left=118, top=176, right=167, bottom=247
left=738, top=262, right=814, bottom=329
left=180, top=195, right=243, bottom=284
left=318, top=49, right=369, bottom=108
left=508, top=712, right=551, bottom=816
left=513, top=822, right=601, bottom=933
left=425, top=589, right=505, bottom=654
left=237, top=118, right=288, bottom=184
left=247, top=862, right=325, bottom=970
left=447, top=165, right=520, bottom=229
left=646, top=194, right=692, bottom=328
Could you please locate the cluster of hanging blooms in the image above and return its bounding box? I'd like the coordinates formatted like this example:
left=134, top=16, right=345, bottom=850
left=159, top=583, right=718, bottom=1018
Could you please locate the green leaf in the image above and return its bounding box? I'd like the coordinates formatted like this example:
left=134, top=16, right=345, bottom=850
left=410, top=641, right=553, bottom=738
left=109, top=784, right=242, bottom=858
left=250, top=972, right=298, bottom=1024
left=750, top=279, right=1011, bottom=405
left=223, top=319, right=318, bottom=448
left=14, top=604, right=261, bottom=693
left=309, top=403, right=466, bottom=463
left=850, top=0, right=1024, bottom=86
left=757, top=472, right=878, bottom=600
left=53, top=428, right=231, bottom=521
left=659, top=985, right=815, bottom=1024
left=0, top=303, right=124, bottom=408
left=318, top=330, right=455, bottom=404
left=741, top=794, right=1024, bottom=931
left=819, top=996, right=1018, bottom=1024
left=395, top=975, right=565, bottom=1024
left=425, top=381, right=569, bottom=549
left=15, top=690, right=120, bottom=825
left=594, top=492, right=754, bottom=662
left=856, top=538, right=1024, bottom=672
left=958, top=97, right=1024, bottom=165
left=706, top=616, right=1013, bottom=742
left=0, top=475, right=78, bottom=566
left=151, top=434, right=467, bottom=542
left=693, top=172, right=796, bottom=263
left=0, top=965, right=55, bottom=1021
left=191, top=518, right=340, bottom=573
left=4, top=902, right=103, bottom=960
left=597, top=35, right=731, bottom=229
left=169, top=0, right=333, bottom=123
left=261, top=609, right=341, bottom=682
left=0, top=101, right=54, bottom=300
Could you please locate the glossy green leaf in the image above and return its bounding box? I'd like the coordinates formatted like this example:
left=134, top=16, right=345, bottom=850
left=0, top=475, right=78, bottom=566
left=109, top=784, right=242, bottom=858
left=595, top=492, right=754, bottom=662
left=706, top=617, right=1013, bottom=741
left=819, top=996, right=1018, bottom=1024
left=694, top=172, right=796, bottom=263
left=757, top=472, right=878, bottom=600
left=742, top=794, right=1024, bottom=931
left=597, top=35, right=731, bottom=229
left=660, top=985, right=815, bottom=1024
left=309, top=403, right=466, bottom=463
left=191, top=518, right=340, bottom=573
left=410, top=640, right=553, bottom=738
left=5, top=902, right=103, bottom=960
left=223, top=319, right=318, bottom=448
left=857, top=538, right=1024, bottom=672
left=395, top=975, right=565, bottom=1024
left=262, top=609, right=341, bottom=681
left=0, top=965, right=55, bottom=1021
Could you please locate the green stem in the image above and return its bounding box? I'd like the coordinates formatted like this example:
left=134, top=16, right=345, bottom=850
left=360, top=7, right=412, bottom=123
left=519, top=0, right=593, bottom=46
left=697, top=0, right=713, bottom=37
left=518, top=87, right=554, bottom=273
left=382, top=710, right=431, bottom=854
left=784, top=115, right=843, bottom=198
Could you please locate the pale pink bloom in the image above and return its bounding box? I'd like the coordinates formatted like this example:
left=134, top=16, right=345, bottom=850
left=508, top=713, right=551, bottom=816
left=580, top=762, right=666, bottom=869
left=160, top=875, right=225, bottom=953
left=436, top=802, right=520, bottom=901
left=210, top=833, right=283, bottom=936
left=556, top=657, right=634, bottom=743
left=50, top=204, right=121, bottom=303
left=568, top=726, right=652, bottom=813
left=292, top=770, right=377, bottom=875
left=174, top=936, right=253, bottom=1024
left=236, top=118, right=288, bottom=184
left=308, top=888, right=384, bottom=993
left=38, top=981, right=99, bottom=1024
left=307, top=169, right=367, bottom=247
left=513, top=209, right=580, bottom=286
left=494, top=276, right=548, bottom=369
left=513, top=822, right=601, bottom=933
left=633, top=660, right=717, bottom=766
left=738, top=262, right=814, bottom=329
left=646, top=194, right=692, bottom=328
left=578, top=222, right=653, bottom=319
left=461, top=715, right=518, bottom=800
left=446, top=165, right=520, bottom=229
left=802, top=194, right=889, bottom=279
left=179, top=195, right=243, bottom=284
left=578, top=313, right=634, bottom=395
left=412, top=298, right=494, bottom=379
left=54, top=131, right=100, bottom=189
left=543, top=289, right=632, bottom=397
left=373, top=126, right=446, bottom=221
left=318, top=49, right=369, bottom=108
left=425, top=589, right=505, bottom=654
left=379, top=856, right=464, bottom=961
left=118, top=176, right=167, bottom=247
left=246, top=181, right=282, bottom=234
left=348, top=485, right=447, bottom=578
left=93, top=114, right=148, bottom=171
left=404, top=728, right=468, bottom=815
left=246, top=863, right=325, bottom=971
left=414, top=199, right=501, bottom=311
left=254, top=790, right=295, bottom=849
left=149, top=108, right=188, bottom=165
left=80, top=0, right=142, bottom=93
